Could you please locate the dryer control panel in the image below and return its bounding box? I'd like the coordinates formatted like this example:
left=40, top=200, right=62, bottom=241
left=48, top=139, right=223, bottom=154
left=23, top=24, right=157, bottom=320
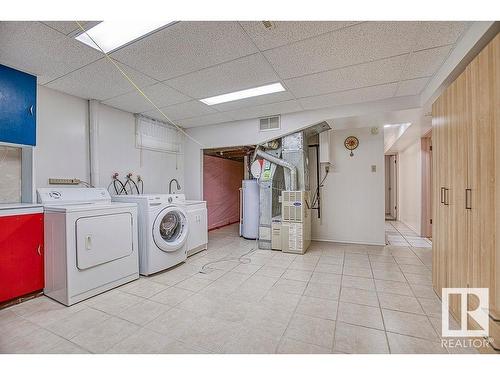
left=37, top=188, right=111, bottom=205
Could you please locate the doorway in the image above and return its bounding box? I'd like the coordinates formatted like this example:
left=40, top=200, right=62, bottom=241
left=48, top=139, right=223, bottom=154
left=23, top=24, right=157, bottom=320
left=202, top=146, right=253, bottom=231
left=420, top=132, right=432, bottom=238
left=385, top=154, right=398, bottom=220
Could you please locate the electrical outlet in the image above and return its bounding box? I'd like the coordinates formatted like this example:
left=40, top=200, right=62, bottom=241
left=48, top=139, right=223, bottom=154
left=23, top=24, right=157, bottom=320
left=49, top=178, right=80, bottom=185
left=371, top=165, right=377, bottom=172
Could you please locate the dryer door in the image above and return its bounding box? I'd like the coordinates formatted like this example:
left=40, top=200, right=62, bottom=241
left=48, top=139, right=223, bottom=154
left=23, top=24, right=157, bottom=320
left=76, top=212, right=134, bottom=270
left=152, top=206, right=189, bottom=252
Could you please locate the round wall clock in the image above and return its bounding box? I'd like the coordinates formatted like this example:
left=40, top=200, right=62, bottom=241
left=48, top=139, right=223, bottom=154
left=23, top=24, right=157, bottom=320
left=344, top=136, right=359, bottom=157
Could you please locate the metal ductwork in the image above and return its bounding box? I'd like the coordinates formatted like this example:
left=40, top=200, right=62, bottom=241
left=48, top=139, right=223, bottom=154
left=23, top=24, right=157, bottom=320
left=255, top=149, right=297, bottom=191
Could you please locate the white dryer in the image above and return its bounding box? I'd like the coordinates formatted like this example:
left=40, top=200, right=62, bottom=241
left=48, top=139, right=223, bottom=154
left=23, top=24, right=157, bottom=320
left=112, top=194, right=189, bottom=275
left=37, top=188, right=139, bottom=306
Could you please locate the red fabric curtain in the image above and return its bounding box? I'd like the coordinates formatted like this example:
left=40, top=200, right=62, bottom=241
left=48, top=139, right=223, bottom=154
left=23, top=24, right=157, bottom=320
left=203, top=155, right=243, bottom=230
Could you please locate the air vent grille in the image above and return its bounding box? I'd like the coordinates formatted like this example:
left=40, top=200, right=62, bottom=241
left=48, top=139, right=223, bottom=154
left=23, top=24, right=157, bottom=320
left=259, top=115, right=280, bottom=132
left=282, top=191, right=307, bottom=223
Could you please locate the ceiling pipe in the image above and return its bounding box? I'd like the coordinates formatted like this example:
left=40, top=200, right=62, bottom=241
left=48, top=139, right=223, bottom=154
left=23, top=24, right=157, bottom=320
left=88, top=99, right=100, bottom=187
left=255, top=148, right=297, bottom=191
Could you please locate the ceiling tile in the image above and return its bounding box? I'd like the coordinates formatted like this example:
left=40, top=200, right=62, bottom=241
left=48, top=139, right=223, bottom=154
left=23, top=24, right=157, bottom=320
left=264, top=21, right=419, bottom=79
left=211, top=90, right=295, bottom=112
left=0, top=21, right=102, bottom=84
left=402, top=45, right=453, bottom=80
left=111, top=21, right=258, bottom=81
left=101, top=83, right=190, bottom=114
left=284, top=55, right=406, bottom=98
left=165, top=53, right=279, bottom=99
left=177, top=112, right=235, bottom=128
left=240, top=21, right=359, bottom=51
left=225, top=100, right=302, bottom=121
left=299, top=83, right=397, bottom=111
left=395, top=77, right=430, bottom=97
left=142, top=100, right=216, bottom=121
left=41, top=21, right=100, bottom=36
left=413, top=22, right=469, bottom=51
left=46, top=58, right=157, bottom=101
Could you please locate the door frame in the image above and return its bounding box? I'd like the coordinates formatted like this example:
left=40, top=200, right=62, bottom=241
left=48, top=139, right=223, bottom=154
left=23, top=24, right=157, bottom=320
left=421, top=131, right=433, bottom=238
left=385, top=153, right=398, bottom=220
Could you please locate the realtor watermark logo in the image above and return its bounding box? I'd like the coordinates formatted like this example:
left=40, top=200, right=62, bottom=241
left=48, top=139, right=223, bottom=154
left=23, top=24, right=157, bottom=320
left=441, top=288, right=492, bottom=349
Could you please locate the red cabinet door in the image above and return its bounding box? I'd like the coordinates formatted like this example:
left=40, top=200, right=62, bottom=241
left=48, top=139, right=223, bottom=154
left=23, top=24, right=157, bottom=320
left=0, top=213, right=44, bottom=303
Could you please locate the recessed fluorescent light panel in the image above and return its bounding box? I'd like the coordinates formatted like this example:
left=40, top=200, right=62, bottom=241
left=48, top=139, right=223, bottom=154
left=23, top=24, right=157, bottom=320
left=384, top=123, right=411, bottom=128
left=200, top=83, right=286, bottom=105
left=75, top=21, right=172, bottom=53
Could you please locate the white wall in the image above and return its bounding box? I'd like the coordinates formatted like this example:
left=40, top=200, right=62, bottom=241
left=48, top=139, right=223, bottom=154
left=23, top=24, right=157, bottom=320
left=35, top=86, right=90, bottom=188
left=184, top=95, right=420, bottom=201
left=35, top=86, right=183, bottom=194
left=187, top=118, right=385, bottom=245
left=397, top=139, right=422, bottom=234
left=0, top=145, right=22, bottom=203
left=97, top=104, right=183, bottom=194
left=312, top=127, right=385, bottom=245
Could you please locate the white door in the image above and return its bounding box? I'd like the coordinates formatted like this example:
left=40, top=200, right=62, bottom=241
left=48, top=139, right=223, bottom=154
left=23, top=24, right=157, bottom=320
left=76, top=213, right=134, bottom=270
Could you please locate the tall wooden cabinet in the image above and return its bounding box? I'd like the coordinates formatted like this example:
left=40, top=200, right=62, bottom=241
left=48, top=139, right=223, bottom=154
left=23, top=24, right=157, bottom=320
left=432, top=33, right=499, bottom=349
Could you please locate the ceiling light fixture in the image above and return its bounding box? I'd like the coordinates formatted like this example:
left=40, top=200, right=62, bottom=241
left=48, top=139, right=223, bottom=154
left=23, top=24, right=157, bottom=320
left=384, top=122, right=411, bottom=128
left=75, top=21, right=173, bottom=53
left=200, top=83, right=286, bottom=106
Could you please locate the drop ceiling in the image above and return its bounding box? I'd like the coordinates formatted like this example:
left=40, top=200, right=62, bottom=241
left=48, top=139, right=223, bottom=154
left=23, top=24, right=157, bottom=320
left=0, top=21, right=471, bottom=128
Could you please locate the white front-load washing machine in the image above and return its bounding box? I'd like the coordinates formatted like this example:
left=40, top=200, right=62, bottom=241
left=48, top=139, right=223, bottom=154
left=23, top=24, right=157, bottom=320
left=112, top=194, right=189, bottom=275
left=37, top=188, right=139, bottom=306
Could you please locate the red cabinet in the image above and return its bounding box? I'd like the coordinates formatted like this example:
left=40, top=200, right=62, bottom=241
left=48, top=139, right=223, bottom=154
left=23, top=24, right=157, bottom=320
left=0, top=213, right=44, bottom=303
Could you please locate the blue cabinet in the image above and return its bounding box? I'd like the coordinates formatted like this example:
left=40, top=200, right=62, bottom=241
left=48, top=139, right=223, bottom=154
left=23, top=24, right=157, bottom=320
left=0, top=64, right=37, bottom=146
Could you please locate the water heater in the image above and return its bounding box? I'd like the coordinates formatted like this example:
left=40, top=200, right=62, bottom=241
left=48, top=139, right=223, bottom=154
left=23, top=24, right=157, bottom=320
left=241, top=179, right=259, bottom=239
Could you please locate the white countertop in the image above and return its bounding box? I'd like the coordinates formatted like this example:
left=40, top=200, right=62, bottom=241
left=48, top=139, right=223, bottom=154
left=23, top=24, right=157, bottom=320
left=0, top=203, right=43, bottom=216
left=185, top=200, right=206, bottom=205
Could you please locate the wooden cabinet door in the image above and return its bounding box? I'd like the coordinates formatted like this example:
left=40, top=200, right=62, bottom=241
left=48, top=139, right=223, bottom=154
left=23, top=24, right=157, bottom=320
left=448, top=70, right=470, bottom=320
left=493, top=34, right=500, bottom=321
left=432, top=94, right=445, bottom=297
left=0, top=213, right=44, bottom=303
left=432, top=88, right=453, bottom=299
left=468, top=34, right=499, bottom=319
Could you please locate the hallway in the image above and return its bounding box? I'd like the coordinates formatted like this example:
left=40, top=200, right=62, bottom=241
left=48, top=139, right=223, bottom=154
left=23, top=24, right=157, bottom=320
left=385, top=221, right=432, bottom=248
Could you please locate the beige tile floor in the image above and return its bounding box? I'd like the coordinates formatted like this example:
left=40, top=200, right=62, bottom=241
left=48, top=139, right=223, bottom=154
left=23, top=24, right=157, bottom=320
left=0, top=223, right=476, bottom=354
left=385, top=221, right=432, bottom=248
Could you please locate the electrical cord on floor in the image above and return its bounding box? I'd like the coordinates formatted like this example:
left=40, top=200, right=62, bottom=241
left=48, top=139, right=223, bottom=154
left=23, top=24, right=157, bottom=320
left=198, top=238, right=259, bottom=274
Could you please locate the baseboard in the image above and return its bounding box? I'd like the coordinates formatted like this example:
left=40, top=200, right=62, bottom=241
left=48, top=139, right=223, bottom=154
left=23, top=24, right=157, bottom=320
left=311, top=237, right=386, bottom=246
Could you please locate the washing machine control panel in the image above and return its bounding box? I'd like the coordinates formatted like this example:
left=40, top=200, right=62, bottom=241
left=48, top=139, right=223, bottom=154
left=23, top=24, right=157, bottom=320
left=145, top=194, right=185, bottom=205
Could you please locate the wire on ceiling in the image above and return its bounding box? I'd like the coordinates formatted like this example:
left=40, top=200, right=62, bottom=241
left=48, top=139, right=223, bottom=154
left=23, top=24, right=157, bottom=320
left=75, top=21, right=205, bottom=149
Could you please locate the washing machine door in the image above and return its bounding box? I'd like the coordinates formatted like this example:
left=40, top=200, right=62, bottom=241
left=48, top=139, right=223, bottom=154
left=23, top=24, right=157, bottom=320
left=152, top=206, right=189, bottom=252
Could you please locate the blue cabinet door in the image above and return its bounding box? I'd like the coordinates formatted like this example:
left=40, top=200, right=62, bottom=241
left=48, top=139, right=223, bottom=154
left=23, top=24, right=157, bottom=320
left=0, top=64, right=37, bottom=146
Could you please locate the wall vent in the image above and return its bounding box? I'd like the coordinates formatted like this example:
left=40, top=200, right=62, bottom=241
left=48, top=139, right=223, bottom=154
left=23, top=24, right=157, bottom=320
left=259, top=115, right=280, bottom=132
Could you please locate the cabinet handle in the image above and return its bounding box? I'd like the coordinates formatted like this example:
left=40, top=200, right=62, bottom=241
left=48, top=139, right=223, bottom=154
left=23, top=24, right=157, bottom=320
left=440, top=187, right=445, bottom=204
left=444, top=188, right=450, bottom=206
left=37, top=244, right=41, bottom=256
left=29, top=105, right=34, bottom=116
left=465, top=189, right=472, bottom=209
